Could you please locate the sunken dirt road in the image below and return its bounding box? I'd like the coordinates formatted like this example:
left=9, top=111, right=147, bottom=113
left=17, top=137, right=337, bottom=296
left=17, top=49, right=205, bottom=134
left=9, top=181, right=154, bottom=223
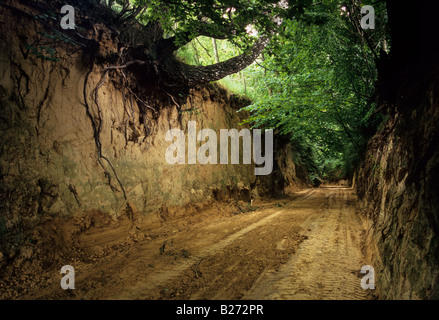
left=9, top=187, right=376, bottom=300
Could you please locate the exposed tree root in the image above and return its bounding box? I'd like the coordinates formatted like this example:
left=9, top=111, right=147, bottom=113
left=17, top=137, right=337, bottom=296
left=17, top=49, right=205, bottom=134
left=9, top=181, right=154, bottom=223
left=83, top=66, right=127, bottom=200
left=82, top=56, right=159, bottom=200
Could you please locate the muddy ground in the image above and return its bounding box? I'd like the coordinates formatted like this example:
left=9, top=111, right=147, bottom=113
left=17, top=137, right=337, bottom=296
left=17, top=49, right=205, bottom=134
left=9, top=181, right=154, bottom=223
left=0, top=187, right=377, bottom=300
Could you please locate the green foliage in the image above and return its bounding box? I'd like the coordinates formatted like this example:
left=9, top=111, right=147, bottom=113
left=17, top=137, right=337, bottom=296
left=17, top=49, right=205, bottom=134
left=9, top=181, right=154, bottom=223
left=100, top=0, right=388, bottom=181
left=240, top=3, right=387, bottom=180
left=132, top=0, right=283, bottom=46
left=104, top=0, right=336, bottom=52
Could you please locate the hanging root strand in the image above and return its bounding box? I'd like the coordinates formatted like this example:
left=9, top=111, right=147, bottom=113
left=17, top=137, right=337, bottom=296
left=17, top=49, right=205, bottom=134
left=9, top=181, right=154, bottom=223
left=84, top=65, right=127, bottom=200
left=82, top=56, right=157, bottom=201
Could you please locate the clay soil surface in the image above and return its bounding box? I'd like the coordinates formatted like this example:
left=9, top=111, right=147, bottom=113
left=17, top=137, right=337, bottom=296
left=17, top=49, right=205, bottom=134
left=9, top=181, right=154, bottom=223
left=0, top=187, right=376, bottom=300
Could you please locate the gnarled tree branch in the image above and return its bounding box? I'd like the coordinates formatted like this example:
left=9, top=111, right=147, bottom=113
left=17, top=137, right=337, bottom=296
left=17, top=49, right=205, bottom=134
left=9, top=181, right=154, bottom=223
left=159, top=36, right=269, bottom=86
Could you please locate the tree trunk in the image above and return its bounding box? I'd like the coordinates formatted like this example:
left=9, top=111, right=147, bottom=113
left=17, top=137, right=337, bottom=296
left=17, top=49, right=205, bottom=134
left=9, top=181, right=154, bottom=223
left=242, top=71, right=247, bottom=95
left=212, top=38, right=220, bottom=64
left=192, top=41, right=200, bottom=65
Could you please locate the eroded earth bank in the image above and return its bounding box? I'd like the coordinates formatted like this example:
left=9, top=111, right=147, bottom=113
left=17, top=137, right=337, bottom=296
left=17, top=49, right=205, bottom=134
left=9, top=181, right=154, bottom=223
left=1, top=0, right=439, bottom=300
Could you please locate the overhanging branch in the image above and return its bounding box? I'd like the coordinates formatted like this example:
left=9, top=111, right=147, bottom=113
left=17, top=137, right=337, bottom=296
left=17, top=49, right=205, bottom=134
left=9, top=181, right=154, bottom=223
left=159, top=37, right=269, bottom=86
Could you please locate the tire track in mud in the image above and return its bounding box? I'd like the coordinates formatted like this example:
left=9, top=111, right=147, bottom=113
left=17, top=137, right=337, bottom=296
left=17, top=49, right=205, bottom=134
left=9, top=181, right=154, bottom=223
left=118, top=190, right=316, bottom=299
left=120, top=188, right=372, bottom=300
left=244, top=188, right=370, bottom=300
left=14, top=188, right=373, bottom=300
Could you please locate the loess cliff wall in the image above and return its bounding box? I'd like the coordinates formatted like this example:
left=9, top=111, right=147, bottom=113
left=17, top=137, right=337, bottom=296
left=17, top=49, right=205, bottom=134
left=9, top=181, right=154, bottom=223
left=0, top=3, right=305, bottom=271
left=356, top=82, right=439, bottom=299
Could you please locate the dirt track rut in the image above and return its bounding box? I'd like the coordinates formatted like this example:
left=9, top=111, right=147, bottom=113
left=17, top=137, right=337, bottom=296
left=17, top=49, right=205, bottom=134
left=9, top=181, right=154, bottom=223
left=244, top=188, right=369, bottom=300
left=17, top=187, right=374, bottom=300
